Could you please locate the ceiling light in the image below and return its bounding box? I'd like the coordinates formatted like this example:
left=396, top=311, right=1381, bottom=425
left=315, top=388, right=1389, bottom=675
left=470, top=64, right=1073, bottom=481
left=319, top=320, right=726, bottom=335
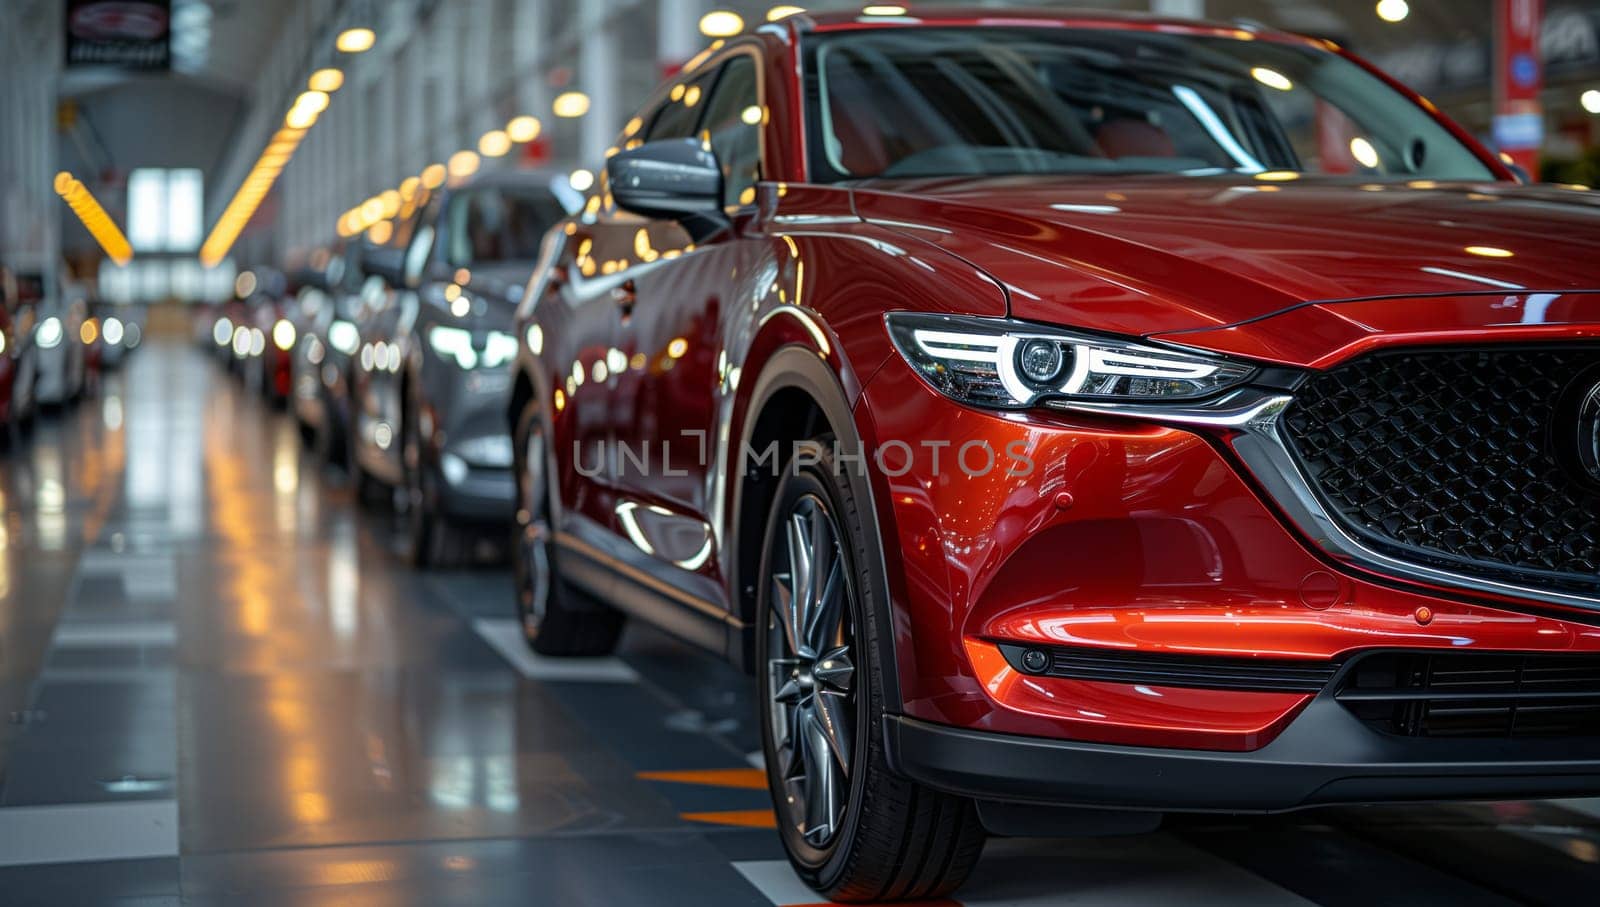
left=553, top=91, right=590, bottom=118
left=308, top=68, right=343, bottom=92
left=448, top=150, right=480, bottom=180
left=699, top=10, right=744, bottom=37
left=506, top=115, right=541, bottom=142
left=478, top=129, right=512, bottom=157
left=336, top=27, right=375, bottom=53
left=1583, top=90, right=1600, bottom=114
left=1349, top=137, right=1380, bottom=169
left=767, top=5, right=804, bottom=20
left=1375, top=0, right=1408, bottom=23
left=1251, top=67, right=1293, bottom=92
left=569, top=169, right=595, bottom=192
left=294, top=90, right=330, bottom=115
left=420, top=163, right=447, bottom=189
left=284, top=105, right=318, bottom=129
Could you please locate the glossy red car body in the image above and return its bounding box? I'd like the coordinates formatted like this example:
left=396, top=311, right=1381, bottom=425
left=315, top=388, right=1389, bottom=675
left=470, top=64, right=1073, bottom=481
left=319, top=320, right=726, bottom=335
left=512, top=7, right=1600, bottom=819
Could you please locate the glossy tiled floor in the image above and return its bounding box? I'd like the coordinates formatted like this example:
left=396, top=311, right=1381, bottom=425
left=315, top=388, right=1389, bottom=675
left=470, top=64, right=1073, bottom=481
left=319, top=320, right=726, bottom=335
left=2, top=343, right=1600, bottom=905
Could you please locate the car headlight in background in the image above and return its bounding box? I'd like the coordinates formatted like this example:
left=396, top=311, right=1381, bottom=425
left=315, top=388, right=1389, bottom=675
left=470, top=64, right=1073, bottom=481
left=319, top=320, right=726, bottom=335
left=213, top=317, right=233, bottom=347
left=249, top=327, right=266, bottom=357
left=886, top=312, right=1255, bottom=409
left=428, top=325, right=478, bottom=369
left=451, top=434, right=514, bottom=468
left=232, top=324, right=251, bottom=357
left=272, top=318, right=297, bottom=351
left=483, top=331, right=517, bottom=369
left=103, top=317, right=124, bottom=346
left=37, top=316, right=63, bottom=350
left=327, top=320, right=360, bottom=356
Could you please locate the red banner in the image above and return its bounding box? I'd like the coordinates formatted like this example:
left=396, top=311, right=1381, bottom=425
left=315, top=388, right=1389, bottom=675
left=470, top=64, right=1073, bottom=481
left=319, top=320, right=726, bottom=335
left=1494, top=0, right=1544, bottom=179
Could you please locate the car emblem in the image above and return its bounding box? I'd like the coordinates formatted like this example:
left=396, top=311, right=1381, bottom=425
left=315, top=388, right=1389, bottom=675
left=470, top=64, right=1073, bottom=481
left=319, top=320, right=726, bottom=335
left=1580, top=381, right=1600, bottom=486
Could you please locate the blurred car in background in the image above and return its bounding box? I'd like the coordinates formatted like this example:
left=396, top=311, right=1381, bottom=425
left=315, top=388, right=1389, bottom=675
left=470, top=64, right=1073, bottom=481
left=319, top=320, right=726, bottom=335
left=290, top=245, right=376, bottom=462
left=1, top=266, right=40, bottom=443
left=349, top=172, right=568, bottom=565
left=34, top=281, right=90, bottom=408
left=244, top=268, right=294, bottom=405
left=95, top=303, right=143, bottom=370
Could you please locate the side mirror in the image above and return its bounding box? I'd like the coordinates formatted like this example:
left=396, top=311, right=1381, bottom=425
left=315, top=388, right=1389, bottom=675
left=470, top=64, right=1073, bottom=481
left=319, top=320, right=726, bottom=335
left=607, top=138, right=722, bottom=219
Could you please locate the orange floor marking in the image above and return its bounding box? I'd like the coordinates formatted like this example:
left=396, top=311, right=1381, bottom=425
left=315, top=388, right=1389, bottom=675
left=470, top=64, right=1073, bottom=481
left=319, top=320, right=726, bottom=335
left=678, top=808, right=779, bottom=828
left=636, top=767, right=768, bottom=789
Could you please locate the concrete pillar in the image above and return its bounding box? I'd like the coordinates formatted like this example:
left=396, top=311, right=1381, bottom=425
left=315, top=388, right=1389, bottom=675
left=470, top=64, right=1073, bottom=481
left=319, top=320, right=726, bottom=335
left=579, top=0, right=620, bottom=165
left=657, top=0, right=705, bottom=75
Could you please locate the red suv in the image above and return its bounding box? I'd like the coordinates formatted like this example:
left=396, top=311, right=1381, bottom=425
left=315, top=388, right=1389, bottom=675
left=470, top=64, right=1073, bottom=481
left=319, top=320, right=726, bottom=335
left=510, top=9, right=1600, bottom=901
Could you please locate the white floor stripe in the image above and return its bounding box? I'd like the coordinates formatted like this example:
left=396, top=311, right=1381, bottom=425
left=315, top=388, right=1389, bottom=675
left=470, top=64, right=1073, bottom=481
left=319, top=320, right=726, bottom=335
left=734, top=859, right=826, bottom=907
left=0, top=800, right=179, bottom=867
left=735, top=834, right=1316, bottom=906
left=52, top=621, right=177, bottom=647
left=471, top=618, right=639, bottom=682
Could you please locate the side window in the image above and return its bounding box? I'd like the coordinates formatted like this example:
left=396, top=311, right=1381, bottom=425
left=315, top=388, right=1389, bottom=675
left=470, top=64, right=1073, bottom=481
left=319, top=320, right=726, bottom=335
left=697, top=55, right=761, bottom=208
left=647, top=68, right=719, bottom=141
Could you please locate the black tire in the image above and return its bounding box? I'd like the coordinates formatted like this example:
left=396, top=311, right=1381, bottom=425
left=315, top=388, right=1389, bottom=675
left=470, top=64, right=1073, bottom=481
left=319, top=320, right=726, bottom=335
left=511, top=399, right=623, bottom=655
left=402, top=395, right=471, bottom=568
left=757, top=440, right=984, bottom=902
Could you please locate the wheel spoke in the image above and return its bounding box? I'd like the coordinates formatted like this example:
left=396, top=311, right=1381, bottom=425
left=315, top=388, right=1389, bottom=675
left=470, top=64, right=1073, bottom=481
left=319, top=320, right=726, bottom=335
left=813, top=687, right=853, bottom=776
left=801, top=708, right=840, bottom=845
left=804, top=558, right=844, bottom=656
left=785, top=509, right=814, bottom=657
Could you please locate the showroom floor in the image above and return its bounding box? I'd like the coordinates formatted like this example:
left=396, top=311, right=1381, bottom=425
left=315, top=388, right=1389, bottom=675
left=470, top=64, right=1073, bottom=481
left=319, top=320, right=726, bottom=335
left=1, top=343, right=1599, bottom=905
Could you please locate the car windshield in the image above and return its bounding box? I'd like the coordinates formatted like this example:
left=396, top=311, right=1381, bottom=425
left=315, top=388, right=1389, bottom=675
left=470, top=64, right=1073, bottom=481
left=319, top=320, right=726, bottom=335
left=445, top=187, right=566, bottom=267
left=806, top=27, right=1495, bottom=183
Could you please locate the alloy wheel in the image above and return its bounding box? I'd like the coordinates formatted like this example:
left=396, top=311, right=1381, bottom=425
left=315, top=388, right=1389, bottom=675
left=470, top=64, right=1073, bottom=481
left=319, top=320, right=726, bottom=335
left=766, top=494, right=856, bottom=849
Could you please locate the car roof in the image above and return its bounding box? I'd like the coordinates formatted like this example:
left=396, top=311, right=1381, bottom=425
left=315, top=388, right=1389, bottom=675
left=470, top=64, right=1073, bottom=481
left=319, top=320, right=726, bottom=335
left=792, top=6, right=1307, bottom=45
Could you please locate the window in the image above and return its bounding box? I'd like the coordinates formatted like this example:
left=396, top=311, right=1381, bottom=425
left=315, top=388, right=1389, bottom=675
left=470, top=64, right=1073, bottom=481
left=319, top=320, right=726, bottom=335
left=647, top=69, right=720, bottom=142
left=697, top=55, right=762, bottom=208
left=805, top=28, right=1494, bottom=182
left=444, top=187, right=567, bottom=267
left=128, top=168, right=203, bottom=251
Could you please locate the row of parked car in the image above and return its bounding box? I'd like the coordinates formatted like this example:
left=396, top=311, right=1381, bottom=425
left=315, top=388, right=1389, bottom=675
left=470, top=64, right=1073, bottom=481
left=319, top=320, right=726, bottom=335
left=203, top=170, right=570, bottom=565
left=197, top=10, right=1600, bottom=902
left=2, top=266, right=143, bottom=444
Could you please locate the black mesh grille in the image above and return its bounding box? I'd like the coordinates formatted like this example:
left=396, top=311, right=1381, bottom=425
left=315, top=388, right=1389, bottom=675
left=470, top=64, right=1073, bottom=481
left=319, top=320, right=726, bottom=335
left=1281, top=347, right=1600, bottom=596
left=1337, top=651, right=1600, bottom=738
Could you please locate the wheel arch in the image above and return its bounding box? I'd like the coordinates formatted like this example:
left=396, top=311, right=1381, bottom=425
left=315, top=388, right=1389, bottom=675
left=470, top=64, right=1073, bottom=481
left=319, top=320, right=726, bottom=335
left=731, top=343, right=903, bottom=713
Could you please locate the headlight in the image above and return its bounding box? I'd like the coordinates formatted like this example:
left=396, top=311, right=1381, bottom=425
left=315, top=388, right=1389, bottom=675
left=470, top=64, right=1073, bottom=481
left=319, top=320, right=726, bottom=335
left=483, top=331, right=518, bottom=369
left=272, top=318, right=296, bottom=351
left=37, top=317, right=63, bottom=350
left=886, top=312, right=1254, bottom=409
left=327, top=320, right=360, bottom=356
left=428, top=325, right=478, bottom=369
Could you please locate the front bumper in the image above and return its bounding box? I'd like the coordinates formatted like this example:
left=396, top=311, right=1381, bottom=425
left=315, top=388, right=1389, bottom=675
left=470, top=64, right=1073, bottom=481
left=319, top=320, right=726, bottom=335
left=888, top=697, right=1600, bottom=812
left=855, top=352, right=1600, bottom=754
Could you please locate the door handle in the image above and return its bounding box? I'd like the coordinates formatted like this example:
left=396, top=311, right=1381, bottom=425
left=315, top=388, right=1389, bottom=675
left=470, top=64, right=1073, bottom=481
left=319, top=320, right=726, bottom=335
left=611, top=280, right=636, bottom=317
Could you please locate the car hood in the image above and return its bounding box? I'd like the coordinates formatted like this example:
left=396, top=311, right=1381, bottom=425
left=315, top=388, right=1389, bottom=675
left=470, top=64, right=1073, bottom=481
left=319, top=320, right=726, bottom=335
left=851, top=174, right=1600, bottom=338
